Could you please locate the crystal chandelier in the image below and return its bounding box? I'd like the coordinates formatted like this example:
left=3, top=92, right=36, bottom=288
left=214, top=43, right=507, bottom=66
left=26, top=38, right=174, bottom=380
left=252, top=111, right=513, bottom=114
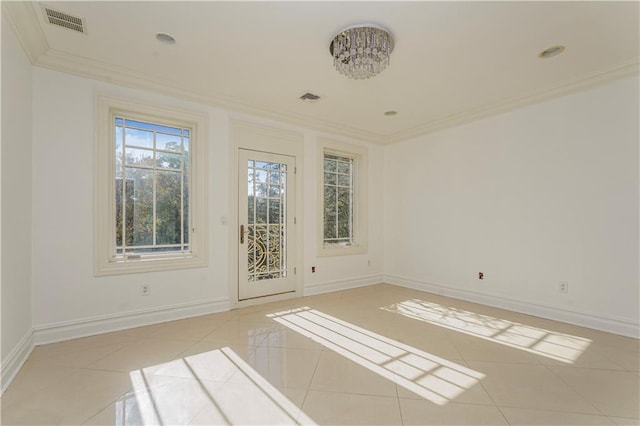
left=329, top=25, right=394, bottom=80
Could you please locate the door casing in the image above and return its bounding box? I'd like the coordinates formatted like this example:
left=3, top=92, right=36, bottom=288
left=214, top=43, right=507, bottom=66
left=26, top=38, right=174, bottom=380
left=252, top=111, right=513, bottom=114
left=228, top=121, right=304, bottom=309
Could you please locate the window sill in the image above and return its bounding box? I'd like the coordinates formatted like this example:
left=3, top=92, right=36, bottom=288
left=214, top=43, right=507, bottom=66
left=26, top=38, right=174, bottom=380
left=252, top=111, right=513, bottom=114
left=317, top=244, right=368, bottom=257
left=95, top=254, right=207, bottom=276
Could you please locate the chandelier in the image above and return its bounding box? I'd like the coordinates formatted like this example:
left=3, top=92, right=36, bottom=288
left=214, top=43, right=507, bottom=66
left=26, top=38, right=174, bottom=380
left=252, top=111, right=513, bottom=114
left=329, top=25, right=394, bottom=80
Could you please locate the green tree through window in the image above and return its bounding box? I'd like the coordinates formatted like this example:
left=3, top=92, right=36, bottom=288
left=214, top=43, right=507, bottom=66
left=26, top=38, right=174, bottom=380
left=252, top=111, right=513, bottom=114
left=115, top=117, right=190, bottom=256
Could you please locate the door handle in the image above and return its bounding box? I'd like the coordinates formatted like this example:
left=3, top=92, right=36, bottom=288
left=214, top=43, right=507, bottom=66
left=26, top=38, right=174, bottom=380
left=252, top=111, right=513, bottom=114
left=240, top=224, right=245, bottom=244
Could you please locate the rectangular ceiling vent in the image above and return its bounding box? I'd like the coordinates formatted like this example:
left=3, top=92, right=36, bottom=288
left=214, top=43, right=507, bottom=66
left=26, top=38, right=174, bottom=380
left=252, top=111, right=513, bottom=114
left=43, top=6, right=86, bottom=34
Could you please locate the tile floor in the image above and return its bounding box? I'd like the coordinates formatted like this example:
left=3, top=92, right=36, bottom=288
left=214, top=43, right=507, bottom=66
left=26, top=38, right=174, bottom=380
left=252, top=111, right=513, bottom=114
left=1, top=284, right=638, bottom=425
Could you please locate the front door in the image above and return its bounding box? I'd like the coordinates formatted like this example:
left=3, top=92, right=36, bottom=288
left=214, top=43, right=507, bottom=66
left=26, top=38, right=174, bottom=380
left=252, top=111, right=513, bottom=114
left=238, top=149, right=296, bottom=300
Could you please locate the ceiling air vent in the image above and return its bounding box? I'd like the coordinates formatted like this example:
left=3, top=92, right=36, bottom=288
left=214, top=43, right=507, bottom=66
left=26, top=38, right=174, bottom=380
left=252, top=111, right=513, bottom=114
left=299, top=92, right=321, bottom=102
left=43, top=6, right=86, bottom=34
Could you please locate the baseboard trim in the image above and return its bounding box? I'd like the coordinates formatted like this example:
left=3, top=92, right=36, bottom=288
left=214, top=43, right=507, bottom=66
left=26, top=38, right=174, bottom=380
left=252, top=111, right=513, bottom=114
left=1, top=328, right=35, bottom=395
left=32, top=297, right=230, bottom=346
left=304, top=274, right=384, bottom=296
left=384, top=274, right=640, bottom=339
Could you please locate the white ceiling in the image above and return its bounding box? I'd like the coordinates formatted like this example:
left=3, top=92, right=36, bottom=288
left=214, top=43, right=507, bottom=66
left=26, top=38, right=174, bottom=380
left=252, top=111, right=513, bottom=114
left=4, top=1, right=639, bottom=144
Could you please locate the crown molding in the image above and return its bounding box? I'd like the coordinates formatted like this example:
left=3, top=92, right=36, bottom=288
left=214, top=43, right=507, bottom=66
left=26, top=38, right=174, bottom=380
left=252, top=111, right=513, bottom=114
left=1, top=1, right=49, bottom=63
left=34, top=49, right=388, bottom=145
left=4, top=1, right=637, bottom=146
left=387, top=60, right=640, bottom=144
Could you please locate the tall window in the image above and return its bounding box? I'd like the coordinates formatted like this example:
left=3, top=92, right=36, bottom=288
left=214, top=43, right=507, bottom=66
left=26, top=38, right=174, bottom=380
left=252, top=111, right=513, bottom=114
left=115, top=117, right=190, bottom=256
left=318, top=140, right=368, bottom=256
left=95, top=96, right=208, bottom=275
left=323, top=153, right=354, bottom=246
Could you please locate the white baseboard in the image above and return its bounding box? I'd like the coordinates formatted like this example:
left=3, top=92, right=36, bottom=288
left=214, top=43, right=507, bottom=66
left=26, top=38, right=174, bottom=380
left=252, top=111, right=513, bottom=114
left=384, top=274, right=640, bottom=339
left=304, top=274, right=384, bottom=297
left=1, top=328, right=35, bottom=395
left=33, top=297, right=230, bottom=346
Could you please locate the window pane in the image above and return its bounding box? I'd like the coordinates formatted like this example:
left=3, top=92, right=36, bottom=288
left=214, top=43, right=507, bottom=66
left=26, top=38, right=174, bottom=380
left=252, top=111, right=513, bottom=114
left=125, top=148, right=154, bottom=167
left=256, top=198, right=267, bottom=223
left=337, top=159, right=352, bottom=174
left=324, top=172, right=337, bottom=185
left=125, top=119, right=182, bottom=136
left=115, top=126, right=123, bottom=177
left=125, top=128, right=154, bottom=148
left=323, top=152, right=355, bottom=246
left=156, top=171, right=182, bottom=245
left=156, top=152, right=182, bottom=169
left=124, top=168, right=153, bottom=246
left=156, top=133, right=182, bottom=152
left=337, top=173, right=351, bottom=186
left=337, top=187, right=352, bottom=239
left=324, top=158, right=337, bottom=172
left=268, top=199, right=281, bottom=224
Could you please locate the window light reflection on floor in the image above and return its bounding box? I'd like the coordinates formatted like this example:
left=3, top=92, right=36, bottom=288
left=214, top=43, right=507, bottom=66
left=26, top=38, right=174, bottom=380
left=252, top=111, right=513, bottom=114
left=267, top=307, right=484, bottom=406
left=382, top=299, right=591, bottom=364
left=124, top=347, right=315, bottom=425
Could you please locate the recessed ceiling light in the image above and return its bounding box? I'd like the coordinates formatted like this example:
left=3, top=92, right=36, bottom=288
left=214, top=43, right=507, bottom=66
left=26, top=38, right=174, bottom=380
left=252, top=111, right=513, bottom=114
left=538, top=45, right=565, bottom=59
left=384, top=110, right=398, bottom=116
left=156, top=33, right=176, bottom=45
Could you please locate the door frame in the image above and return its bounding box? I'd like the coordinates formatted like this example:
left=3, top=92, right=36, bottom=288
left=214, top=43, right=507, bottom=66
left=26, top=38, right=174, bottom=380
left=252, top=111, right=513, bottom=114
left=229, top=120, right=304, bottom=309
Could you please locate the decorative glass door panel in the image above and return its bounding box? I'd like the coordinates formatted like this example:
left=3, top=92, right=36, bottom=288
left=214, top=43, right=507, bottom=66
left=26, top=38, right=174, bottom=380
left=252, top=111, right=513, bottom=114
left=239, top=149, right=296, bottom=300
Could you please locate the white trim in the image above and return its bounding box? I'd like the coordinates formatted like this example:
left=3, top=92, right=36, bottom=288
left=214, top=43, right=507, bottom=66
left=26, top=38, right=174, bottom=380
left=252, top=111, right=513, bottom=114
left=94, top=94, right=209, bottom=276
left=228, top=121, right=304, bottom=308
left=32, top=297, right=229, bottom=346
left=5, top=2, right=636, bottom=146
left=1, top=329, right=35, bottom=395
left=304, top=274, right=384, bottom=296
left=384, top=274, right=640, bottom=339
left=317, top=139, right=368, bottom=257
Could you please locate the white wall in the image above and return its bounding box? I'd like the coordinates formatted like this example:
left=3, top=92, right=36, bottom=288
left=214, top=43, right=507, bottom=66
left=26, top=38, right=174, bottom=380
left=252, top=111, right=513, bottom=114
left=30, top=68, right=384, bottom=337
left=384, top=77, right=639, bottom=336
left=1, top=17, right=34, bottom=380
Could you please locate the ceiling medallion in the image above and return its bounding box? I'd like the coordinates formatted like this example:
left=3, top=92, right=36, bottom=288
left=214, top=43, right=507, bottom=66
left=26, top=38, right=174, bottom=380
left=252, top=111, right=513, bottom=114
left=329, top=24, right=394, bottom=80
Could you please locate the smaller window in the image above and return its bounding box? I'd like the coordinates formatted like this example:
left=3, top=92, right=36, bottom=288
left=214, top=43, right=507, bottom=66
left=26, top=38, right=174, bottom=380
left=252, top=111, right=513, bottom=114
left=318, top=140, right=368, bottom=256
left=323, top=153, right=354, bottom=246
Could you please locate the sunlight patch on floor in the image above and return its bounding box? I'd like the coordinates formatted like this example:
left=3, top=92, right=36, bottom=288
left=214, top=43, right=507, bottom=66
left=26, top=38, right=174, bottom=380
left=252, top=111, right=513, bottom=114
left=126, top=347, right=315, bottom=425
left=382, top=299, right=591, bottom=364
left=267, top=307, right=484, bottom=406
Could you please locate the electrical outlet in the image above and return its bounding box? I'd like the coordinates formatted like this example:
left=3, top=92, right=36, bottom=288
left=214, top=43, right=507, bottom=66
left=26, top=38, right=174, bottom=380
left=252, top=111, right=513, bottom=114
left=141, top=284, right=151, bottom=296
left=559, top=281, right=569, bottom=293
left=478, top=272, right=484, bottom=280
left=311, top=266, right=316, bottom=273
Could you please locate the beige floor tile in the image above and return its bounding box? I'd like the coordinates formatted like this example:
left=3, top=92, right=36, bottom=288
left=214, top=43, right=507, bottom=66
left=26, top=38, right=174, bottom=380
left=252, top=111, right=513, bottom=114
left=449, top=334, right=544, bottom=364
left=82, top=391, right=144, bottom=425
left=28, top=340, right=134, bottom=369
left=88, top=338, right=195, bottom=372
left=499, top=406, right=615, bottom=425
left=188, top=375, right=302, bottom=425
left=259, top=326, right=326, bottom=351
left=398, top=398, right=508, bottom=425
left=200, top=319, right=276, bottom=347
left=0, top=362, right=78, bottom=406
left=4, top=285, right=639, bottom=426
left=309, top=350, right=398, bottom=397
left=591, top=344, right=640, bottom=371
left=2, top=369, right=131, bottom=425
left=548, top=366, right=640, bottom=418
left=468, top=361, right=600, bottom=414
left=536, top=344, right=629, bottom=370
left=396, top=378, right=494, bottom=406
left=242, top=346, right=322, bottom=390
left=303, top=390, right=402, bottom=425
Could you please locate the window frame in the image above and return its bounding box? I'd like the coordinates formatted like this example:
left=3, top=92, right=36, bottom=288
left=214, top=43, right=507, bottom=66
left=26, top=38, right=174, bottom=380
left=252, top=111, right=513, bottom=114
left=95, top=95, right=209, bottom=276
left=317, top=139, right=368, bottom=256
